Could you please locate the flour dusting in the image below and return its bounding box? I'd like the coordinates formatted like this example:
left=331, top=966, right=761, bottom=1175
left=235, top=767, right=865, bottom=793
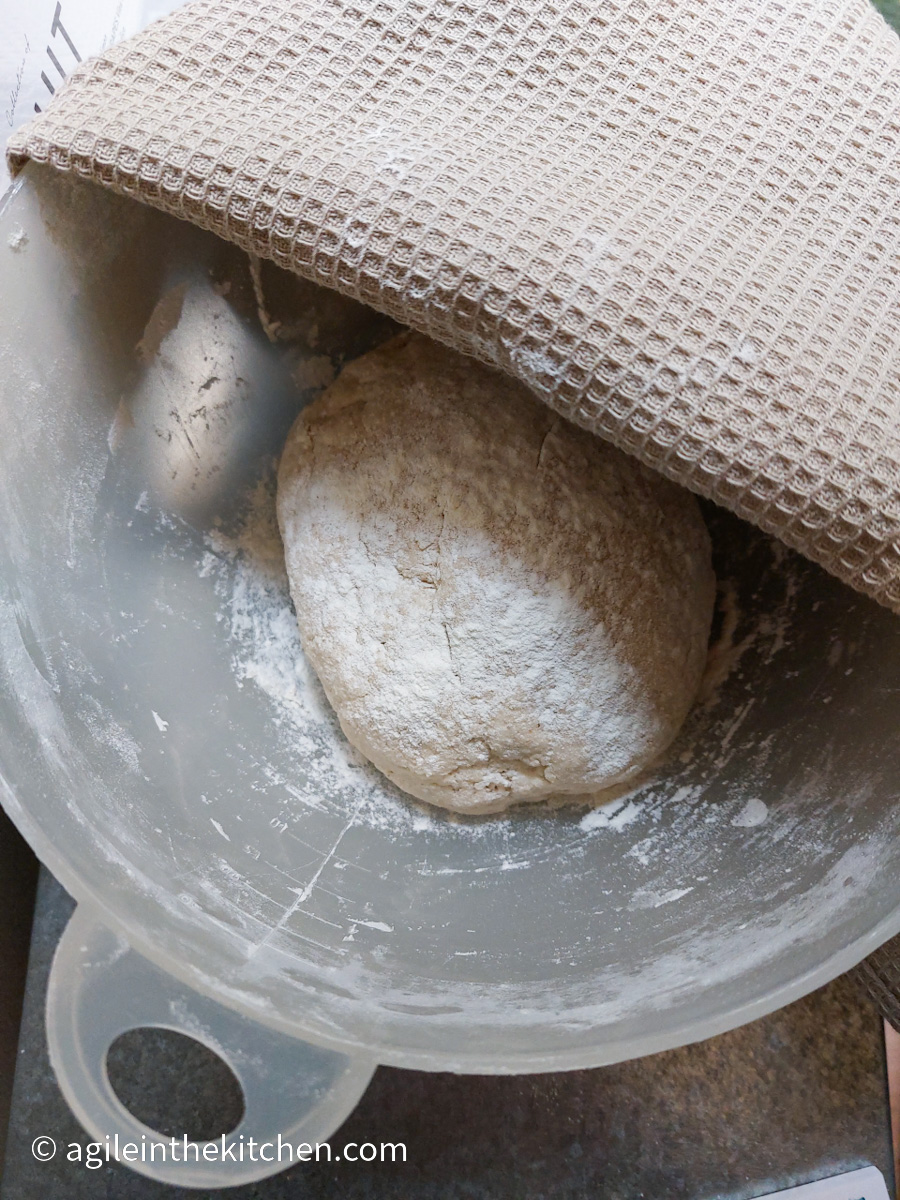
left=197, top=471, right=445, bottom=836
left=732, top=798, right=769, bottom=828
left=632, top=885, right=695, bottom=910
left=7, top=226, right=28, bottom=252
left=580, top=798, right=643, bottom=832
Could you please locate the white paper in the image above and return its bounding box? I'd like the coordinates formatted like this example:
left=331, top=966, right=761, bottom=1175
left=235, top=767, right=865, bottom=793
left=759, top=1166, right=891, bottom=1200
left=1, top=0, right=187, bottom=197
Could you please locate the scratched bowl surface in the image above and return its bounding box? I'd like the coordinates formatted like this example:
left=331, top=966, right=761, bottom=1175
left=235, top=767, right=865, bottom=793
left=0, top=165, right=898, bottom=1073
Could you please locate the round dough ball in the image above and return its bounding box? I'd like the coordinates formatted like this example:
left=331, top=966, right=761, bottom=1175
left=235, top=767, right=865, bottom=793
left=277, top=331, right=715, bottom=815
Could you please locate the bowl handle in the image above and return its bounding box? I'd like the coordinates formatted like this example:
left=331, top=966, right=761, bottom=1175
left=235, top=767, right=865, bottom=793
left=45, top=903, right=377, bottom=1188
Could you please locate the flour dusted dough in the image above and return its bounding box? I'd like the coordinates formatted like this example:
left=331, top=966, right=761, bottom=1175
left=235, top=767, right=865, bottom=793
left=277, top=332, right=715, bottom=815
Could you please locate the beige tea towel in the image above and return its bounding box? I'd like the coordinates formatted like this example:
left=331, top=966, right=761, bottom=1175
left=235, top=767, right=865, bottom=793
left=8, top=0, right=900, bottom=612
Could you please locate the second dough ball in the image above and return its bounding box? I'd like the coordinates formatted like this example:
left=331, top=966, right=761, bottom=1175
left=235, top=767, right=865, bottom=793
left=277, top=332, right=715, bottom=815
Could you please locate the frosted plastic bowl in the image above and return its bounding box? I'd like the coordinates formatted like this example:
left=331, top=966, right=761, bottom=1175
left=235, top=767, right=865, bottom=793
left=1, top=164, right=899, bottom=1187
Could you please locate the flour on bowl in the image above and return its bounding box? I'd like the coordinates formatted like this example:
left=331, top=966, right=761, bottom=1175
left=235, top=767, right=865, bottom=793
left=194, top=470, right=448, bottom=837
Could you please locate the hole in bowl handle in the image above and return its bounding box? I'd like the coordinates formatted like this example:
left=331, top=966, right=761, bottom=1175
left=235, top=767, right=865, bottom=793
left=45, top=904, right=377, bottom=1188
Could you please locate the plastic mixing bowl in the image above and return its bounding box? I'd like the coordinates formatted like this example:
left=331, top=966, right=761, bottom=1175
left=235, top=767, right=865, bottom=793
left=1, top=164, right=899, bottom=1186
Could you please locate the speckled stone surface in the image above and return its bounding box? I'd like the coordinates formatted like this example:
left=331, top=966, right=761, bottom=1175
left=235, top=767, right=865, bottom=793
left=0, top=869, right=893, bottom=1199
left=0, top=812, right=37, bottom=1167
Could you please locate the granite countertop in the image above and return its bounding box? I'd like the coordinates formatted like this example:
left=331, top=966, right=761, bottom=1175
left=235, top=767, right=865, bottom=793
left=0, top=868, right=893, bottom=1200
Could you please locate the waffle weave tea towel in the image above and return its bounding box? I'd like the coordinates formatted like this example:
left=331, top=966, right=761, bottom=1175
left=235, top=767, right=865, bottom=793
left=8, top=0, right=900, bottom=611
